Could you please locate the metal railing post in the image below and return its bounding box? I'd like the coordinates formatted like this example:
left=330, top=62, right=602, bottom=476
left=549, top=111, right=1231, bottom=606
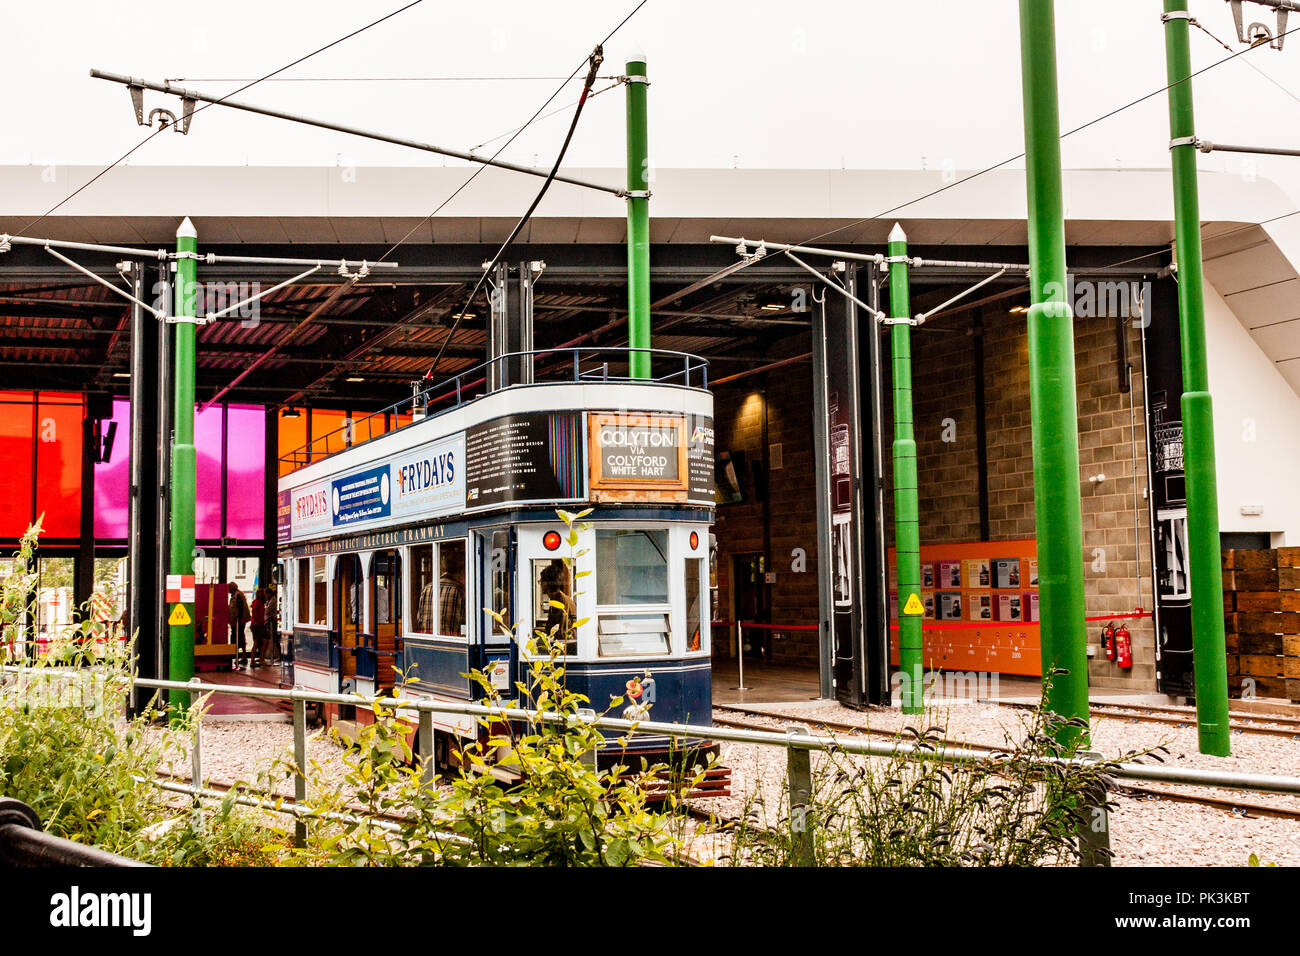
left=735, top=623, right=749, bottom=692
left=786, top=724, right=814, bottom=867
left=1076, top=750, right=1112, bottom=867
left=293, top=696, right=307, bottom=849
left=418, top=709, right=435, bottom=787
left=189, top=677, right=203, bottom=825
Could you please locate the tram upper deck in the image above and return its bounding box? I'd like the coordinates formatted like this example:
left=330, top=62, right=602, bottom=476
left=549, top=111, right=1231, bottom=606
left=275, top=348, right=717, bottom=744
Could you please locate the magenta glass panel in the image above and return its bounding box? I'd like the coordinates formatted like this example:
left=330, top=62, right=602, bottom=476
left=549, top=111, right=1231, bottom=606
left=92, top=399, right=131, bottom=539
left=195, top=404, right=224, bottom=541
left=224, top=405, right=265, bottom=540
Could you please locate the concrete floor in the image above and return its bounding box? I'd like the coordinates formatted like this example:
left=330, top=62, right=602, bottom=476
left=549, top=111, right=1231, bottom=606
left=199, top=664, right=289, bottom=719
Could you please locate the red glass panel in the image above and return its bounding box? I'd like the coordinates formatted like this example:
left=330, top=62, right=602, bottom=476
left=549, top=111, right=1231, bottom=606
left=0, top=391, right=35, bottom=538
left=34, top=394, right=83, bottom=538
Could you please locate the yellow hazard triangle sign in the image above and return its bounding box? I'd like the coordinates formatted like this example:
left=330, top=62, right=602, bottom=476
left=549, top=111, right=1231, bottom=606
left=902, top=593, right=925, bottom=616
left=168, top=604, right=191, bottom=626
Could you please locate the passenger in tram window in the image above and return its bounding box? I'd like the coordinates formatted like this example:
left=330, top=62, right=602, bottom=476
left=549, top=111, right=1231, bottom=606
left=536, top=561, right=576, bottom=654
left=227, top=582, right=250, bottom=669
left=439, top=563, right=466, bottom=638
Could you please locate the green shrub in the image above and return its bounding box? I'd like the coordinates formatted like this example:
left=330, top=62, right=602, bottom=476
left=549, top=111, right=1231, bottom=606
left=294, top=509, right=699, bottom=866
left=0, top=522, right=287, bottom=866
left=724, top=695, right=1146, bottom=867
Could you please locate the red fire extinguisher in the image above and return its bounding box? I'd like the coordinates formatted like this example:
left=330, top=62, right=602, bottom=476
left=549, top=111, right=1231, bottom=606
left=1114, top=623, right=1133, bottom=669
left=1101, top=621, right=1116, bottom=661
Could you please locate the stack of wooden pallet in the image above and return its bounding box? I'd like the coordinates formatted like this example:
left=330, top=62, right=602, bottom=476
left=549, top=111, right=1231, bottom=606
left=1222, top=547, right=1300, bottom=702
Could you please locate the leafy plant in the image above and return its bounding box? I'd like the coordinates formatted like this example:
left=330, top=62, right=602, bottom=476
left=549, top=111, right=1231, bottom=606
left=723, top=689, right=1147, bottom=867
left=294, top=509, right=698, bottom=866
left=0, top=521, right=286, bottom=866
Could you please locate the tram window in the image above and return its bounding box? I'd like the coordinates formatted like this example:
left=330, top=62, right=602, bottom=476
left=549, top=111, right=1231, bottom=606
left=596, top=613, right=670, bottom=657
left=438, top=540, right=467, bottom=639
left=374, top=553, right=398, bottom=627
left=487, top=531, right=510, bottom=644
left=685, top=557, right=703, bottom=653
left=297, top=556, right=328, bottom=627
left=532, top=558, right=575, bottom=655
left=596, top=529, right=668, bottom=605
left=410, top=545, right=435, bottom=634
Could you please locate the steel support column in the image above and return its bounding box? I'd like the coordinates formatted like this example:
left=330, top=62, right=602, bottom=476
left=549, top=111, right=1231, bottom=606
left=625, top=58, right=651, bottom=380
left=1018, top=0, right=1090, bottom=745
left=887, top=225, right=923, bottom=714
left=1162, top=0, right=1231, bottom=756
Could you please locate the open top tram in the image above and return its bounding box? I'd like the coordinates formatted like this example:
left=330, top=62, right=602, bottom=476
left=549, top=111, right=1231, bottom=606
left=276, top=347, right=717, bottom=770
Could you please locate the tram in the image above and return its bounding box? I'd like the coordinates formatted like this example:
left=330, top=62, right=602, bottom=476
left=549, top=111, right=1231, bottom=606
left=275, top=348, right=717, bottom=771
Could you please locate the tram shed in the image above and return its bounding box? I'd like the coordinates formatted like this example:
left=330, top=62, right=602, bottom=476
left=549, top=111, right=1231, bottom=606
left=2, top=163, right=1300, bottom=714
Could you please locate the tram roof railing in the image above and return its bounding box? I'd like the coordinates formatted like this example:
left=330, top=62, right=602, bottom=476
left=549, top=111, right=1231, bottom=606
left=277, top=346, right=710, bottom=476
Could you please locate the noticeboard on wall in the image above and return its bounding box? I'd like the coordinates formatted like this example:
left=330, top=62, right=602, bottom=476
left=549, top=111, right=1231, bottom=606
left=888, top=538, right=1041, bottom=677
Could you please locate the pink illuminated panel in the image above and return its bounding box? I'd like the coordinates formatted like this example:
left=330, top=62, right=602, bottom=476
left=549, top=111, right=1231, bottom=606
left=194, top=405, right=224, bottom=540
left=92, top=399, right=131, bottom=539
left=224, top=405, right=265, bottom=540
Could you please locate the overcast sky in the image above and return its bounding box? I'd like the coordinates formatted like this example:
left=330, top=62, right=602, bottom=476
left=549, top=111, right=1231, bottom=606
left=4, top=0, right=1300, bottom=230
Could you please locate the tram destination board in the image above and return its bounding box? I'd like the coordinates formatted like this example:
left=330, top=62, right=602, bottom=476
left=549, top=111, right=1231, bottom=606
left=588, top=410, right=715, bottom=505
left=464, top=410, right=585, bottom=509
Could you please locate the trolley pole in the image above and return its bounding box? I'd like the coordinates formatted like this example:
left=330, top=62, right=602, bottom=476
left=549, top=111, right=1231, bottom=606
left=168, top=217, right=198, bottom=715
left=1161, top=0, right=1231, bottom=757
left=625, top=56, right=651, bottom=380
left=1018, top=0, right=1090, bottom=745
left=887, top=225, right=923, bottom=715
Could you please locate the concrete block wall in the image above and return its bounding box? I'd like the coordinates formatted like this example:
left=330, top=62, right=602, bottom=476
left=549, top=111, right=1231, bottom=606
left=711, top=350, right=822, bottom=667
left=881, top=307, right=1156, bottom=691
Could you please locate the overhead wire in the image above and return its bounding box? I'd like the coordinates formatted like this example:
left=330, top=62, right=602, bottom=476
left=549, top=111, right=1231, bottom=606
left=421, top=46, right=606, bottom=384
left=797, top=18, right=1300, bottom=249
left=11, top=0, right=426, bottom=241
left=376, top=0, right=650, bottom=267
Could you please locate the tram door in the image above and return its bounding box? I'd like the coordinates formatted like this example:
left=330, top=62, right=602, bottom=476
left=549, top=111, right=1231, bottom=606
left=473, top=528, right=516, bottom=697
left=372, top=550, right=401, bottom=691
left=335, top=554, right=362, bottom=683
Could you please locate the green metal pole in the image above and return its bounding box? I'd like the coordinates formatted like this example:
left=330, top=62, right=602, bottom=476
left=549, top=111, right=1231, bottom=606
left=1018, top=0, right=1090, bottom=747
left=169, top=217, right=198, bottom=716
left=1162, top=0, right=1231, bottom=757
left=888, top=225, right=923, bottom=715
left=625, top=57, right=651, bottom=380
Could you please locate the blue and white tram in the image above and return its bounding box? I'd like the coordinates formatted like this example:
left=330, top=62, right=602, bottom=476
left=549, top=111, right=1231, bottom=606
left=276, top=350, right=717, bottom=770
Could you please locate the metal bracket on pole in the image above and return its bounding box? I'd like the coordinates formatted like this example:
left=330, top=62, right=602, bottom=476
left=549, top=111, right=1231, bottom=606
left=625, top=189, right=652, bottom=199
left=1160, top=10, right=1195, bottom=23
left=621, top=74, right=650, bottom=85
left=782, top=251, right=886, bottom=321
left=913, top=268, right=1007, bottom=325
left=43, top=246, right=166, bottom=318
left=1169, top=135, right=1200, bottom=149
left=202, top=265, right=322, bottom=324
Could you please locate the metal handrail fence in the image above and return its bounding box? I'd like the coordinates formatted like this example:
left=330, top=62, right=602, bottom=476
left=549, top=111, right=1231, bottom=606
left=7, top=664, right=1300, bottom=865
left=277, top=346, right=711, bottom=472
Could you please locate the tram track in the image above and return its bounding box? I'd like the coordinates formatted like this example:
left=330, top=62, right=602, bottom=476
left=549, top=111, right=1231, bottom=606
left=984, top=698, right=1300, bottom=739
left=710, top=704, right=1300, bottom=823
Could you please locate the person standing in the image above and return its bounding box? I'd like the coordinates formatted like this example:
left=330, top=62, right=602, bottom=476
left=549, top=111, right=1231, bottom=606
left=266, top=582, right=281, bottom=664
left=227, top=582, right=250, bottom=669
left=250, top=587, right=268, bottom=667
